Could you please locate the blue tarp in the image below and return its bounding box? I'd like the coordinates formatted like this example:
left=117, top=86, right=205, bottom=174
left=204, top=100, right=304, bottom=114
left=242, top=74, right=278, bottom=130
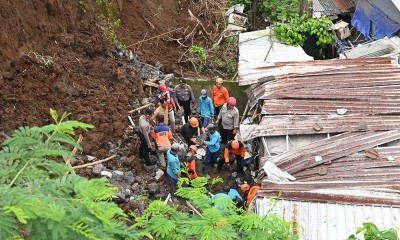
left=351, top=0, right=400, bottom=40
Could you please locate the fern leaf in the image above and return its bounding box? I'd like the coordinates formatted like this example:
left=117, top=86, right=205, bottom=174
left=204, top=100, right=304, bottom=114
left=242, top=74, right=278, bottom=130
left=147, top=216, right=177, bottom=239
left=0, top=210, right=20, bottom=239
left=74, top=178, right=118, bottom=201
left=4, top=206, right=29, bottom=224
left=190, top=177, right=208, bottom=188
left=47, top=132, right=82, bottom=150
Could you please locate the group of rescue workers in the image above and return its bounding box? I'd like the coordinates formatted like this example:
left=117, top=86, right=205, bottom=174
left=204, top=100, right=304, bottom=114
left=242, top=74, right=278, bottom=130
left=137, top=77, right=258, bottom=207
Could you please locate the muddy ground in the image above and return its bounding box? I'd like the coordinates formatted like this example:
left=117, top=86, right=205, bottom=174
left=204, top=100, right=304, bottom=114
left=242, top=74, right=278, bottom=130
left=0, top=0, right=245, bottom=207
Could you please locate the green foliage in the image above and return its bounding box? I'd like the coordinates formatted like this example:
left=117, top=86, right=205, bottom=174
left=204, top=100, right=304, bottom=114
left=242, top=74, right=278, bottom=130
left=107, top=19, right=125, bottom=48
left=0, top=110, right=140, bottom=240
left=227, top=0, right=251, bottom=8
left=274, top=15, right=334, bottom=49
left=260, top=0, right=299, bottom=23
left=136, top=177, right=299, bottom=239
left=191, top=45, right=206, bottom=60
left=348, top=222, right=398, bottom=240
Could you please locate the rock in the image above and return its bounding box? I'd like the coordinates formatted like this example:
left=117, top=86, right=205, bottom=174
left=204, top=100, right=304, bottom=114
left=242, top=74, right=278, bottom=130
left=86, top=155, right=96, bottom=161
left=155, top=169, right=164, bottom=180
left=93, top=164, right=104, bottom=174
left=131, top=183, right=140, bottom=192
left=109, top=149, right=117, bottom=155
left=125, top=189, right=131, bottom=196
left=141, top=98, right=149, bottom=105
left=144, top=164, right=157, bottom=173
left=148, top=183, right=160, bottom=195
left=112, top=170, right=124, bottom=181
left=163, top=73, right=174, bottom=82
left=119, top=156, right=127, bottom=162
left=107, top=142, right=116, bottom=149
left=123, top=171, right=135, bottom=185
left=101, top=171, right=112, bottom=178
left=232, top=172, right=238, bottom=178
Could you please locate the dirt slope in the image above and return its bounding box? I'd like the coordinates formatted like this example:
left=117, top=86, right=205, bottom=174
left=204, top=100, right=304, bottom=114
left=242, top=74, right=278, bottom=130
left=0, top=0, right=196, bottom=157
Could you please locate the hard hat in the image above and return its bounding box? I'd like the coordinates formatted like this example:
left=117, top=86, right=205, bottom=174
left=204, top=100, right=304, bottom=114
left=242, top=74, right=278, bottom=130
left=188, top=145, right=198, bottom=153
left=171, top=143, right=180, bottom=151
left=231, top=140, right=240, bottom=149
left=189, top=117, right=199, bottom=128
left=200, top=89, right=207, bottom=96
left=228, top=97, right=236, bottom=106
left=159, top=84, right=168, bottom=92
left=207, top=123, right=216, bottom=131
left=216, top=78, right=223, bottom=84
left=241, top=183, right=250, bottom=192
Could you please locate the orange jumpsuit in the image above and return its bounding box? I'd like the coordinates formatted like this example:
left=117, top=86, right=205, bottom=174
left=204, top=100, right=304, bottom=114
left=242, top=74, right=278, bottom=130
left=247, top=186, right=260, bottom=208
left=183, top=155, right=198, bottom=179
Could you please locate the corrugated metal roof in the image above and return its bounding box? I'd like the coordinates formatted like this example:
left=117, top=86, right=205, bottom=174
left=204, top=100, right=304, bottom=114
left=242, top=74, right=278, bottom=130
left=240, top=115, right=400, bottom=140
left=268, top=130, right=400, bottom=175
left=313, top=0, right=355, bottom=16
left=342, top=36, right=400, bottom=58
left=252, top=195, right=400, bottom=240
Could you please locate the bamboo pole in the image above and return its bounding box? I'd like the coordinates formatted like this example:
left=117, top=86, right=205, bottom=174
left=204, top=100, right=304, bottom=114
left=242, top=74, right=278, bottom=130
left=128, top=103, right=153, bottom=114
left=73, top=155, right=116, bottom=169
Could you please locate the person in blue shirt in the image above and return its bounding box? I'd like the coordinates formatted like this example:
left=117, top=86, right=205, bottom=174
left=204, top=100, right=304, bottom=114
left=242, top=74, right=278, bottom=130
left=199, top=123, right=220, bottom=175
left=226, top=186, right=243, bottom=207
left=166, top=143, right=181, bottom=191
left=198, top=89, right=214, bottom=128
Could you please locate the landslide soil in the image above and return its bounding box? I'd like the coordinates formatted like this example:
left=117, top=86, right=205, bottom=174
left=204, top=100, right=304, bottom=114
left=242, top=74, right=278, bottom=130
left=0, top=0, right=198, bottom=157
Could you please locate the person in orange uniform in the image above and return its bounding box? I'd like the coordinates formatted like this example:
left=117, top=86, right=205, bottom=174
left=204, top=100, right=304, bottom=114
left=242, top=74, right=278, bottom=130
left=182, top=145, right=198, bottom=179
left=211, top=78, right=229, bottom=119
left=218, top=140, right=245, bottom=175
left=151, top=115, right=173, bottom=168
left=240, top=183, right=261, bottom=209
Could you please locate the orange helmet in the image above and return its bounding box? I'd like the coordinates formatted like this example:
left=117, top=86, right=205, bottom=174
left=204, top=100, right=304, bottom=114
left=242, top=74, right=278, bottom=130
left=216, top=78, right=223, bottom=84
left=189, top=117, right=199, bottom=128
left=188, top=145, right=198, bottom=153
left=241, top=183, right=250, bottom=192
left=231, top=140, right=240, bottom=149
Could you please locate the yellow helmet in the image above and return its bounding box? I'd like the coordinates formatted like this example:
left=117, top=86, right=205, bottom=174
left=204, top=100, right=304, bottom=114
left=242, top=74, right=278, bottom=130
left=216, top=78, right=223, bottom=84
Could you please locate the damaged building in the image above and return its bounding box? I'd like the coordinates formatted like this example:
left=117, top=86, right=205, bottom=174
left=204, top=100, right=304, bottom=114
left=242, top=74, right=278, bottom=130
left=238, top=24, right=400, bottom=238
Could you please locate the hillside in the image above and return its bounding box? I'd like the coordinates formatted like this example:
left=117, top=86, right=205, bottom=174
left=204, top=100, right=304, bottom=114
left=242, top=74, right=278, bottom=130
left=0, top=0, right=207, bottom=157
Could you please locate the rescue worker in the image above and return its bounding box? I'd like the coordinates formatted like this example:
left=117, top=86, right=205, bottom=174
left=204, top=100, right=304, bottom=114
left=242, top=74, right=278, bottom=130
left=198, top=123, right=220, bottom=175
left=225, top=186, right=243, bottom=207
left=157, top=84, right=176, bottom=132
left=198, top=89, right=214, bottom=128
left=240, top=183, right=261, bottom=209
left=152, top=98, right=169, bottom=126
left=218, top=140, right=245, bottom=175
left=167, top=143, right=181, bottom=191
left=180, top=117, right=205, bottom=145
left=151, top=115, right=173, bottom=168
left=173, top=78, right=195, bottom=123
left=216, top=97, right=239, bottom=144
left=138, top=108, right=154, bottom=166
left=211, top=78, right=229, bottom=119
left=182, top=145, right=198, bottom=179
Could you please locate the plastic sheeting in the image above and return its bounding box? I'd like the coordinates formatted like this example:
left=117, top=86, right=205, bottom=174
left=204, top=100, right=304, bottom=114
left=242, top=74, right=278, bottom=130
left=351, top=0, right=400, bottom=40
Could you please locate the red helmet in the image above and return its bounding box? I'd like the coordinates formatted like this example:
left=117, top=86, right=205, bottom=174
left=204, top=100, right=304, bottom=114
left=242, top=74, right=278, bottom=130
left=159, top=84, right=168, bottom=92
left=228, top=97, right=236, bottom=106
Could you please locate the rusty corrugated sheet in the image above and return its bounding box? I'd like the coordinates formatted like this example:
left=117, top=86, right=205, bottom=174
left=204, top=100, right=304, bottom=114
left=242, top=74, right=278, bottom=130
left=239, top=57, right=398, bottom=86
left=332, top=0, right=355, bottom=10
left=240, top=115, right=400, bottom=140
left=314, top=0, right=355, bottom=15
left=267, top=130, right=400, bottom=174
